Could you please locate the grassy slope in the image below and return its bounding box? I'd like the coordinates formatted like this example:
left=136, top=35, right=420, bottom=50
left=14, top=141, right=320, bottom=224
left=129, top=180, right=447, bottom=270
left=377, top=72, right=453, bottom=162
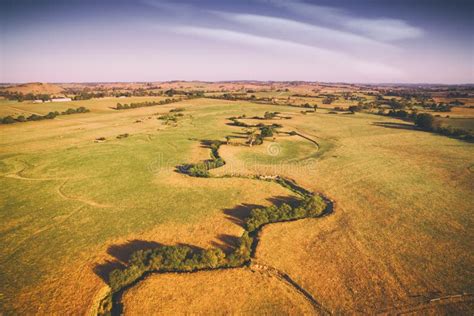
left=254, top=111, right=474, bottom=313
left=0, top=98, right=299, bottom=313
left=0, top=96, right=473, bottom=314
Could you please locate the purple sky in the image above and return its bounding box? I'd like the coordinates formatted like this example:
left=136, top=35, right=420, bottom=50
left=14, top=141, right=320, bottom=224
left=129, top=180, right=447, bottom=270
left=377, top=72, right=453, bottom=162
left=1, top=0, right=473, bottom=83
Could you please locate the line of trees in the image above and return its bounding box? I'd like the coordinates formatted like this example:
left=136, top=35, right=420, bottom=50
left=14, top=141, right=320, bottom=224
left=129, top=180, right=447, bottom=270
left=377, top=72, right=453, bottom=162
left=178, top=140, right=224, bottom=177
left=62, top=106, right=90, bottom=115
left=0, top=91, right=51, bottom=102
left=245, top=195, right=326, bottom=232
left=73, top=91, right=106, bottom=100
left=115, top=98, right=179, bottom=110
left=107, top=191, right=326, bottom=293
left=108, top=232, right=253, bottom=293
left=0, top=107, right=89, bottom=124
left=106, top=187, right=326, bottom=298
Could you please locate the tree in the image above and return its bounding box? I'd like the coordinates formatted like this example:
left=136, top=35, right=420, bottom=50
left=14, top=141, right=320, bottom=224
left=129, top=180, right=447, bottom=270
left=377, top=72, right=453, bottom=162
left=414, top=113, right=434, bottom=130
left=260, top=126, right=273, bottom=138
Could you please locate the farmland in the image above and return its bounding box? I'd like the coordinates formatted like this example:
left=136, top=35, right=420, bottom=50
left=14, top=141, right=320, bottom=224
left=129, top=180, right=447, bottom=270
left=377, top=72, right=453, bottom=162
left=0, top=82, right=473, bottom=314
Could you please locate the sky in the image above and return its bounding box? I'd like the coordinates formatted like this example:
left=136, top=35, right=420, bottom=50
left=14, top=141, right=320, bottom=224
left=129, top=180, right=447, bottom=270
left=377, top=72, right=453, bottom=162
left=1, top=0, right=473, bottom=83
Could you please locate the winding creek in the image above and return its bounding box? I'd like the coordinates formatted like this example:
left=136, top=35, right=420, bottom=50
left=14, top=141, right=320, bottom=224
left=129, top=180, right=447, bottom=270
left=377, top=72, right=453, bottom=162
left=97, top=116, right=335, bottom=315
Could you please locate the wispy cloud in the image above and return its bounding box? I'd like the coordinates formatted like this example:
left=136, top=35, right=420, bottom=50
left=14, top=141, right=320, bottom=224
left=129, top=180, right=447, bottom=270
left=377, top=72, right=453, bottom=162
left=262, top=0, right=424, bottom=41
left=171, top=25, right=402, bottom=79
left=211, top=12, right=396, bottom=55
left=142, top=0, right=404, bottom=81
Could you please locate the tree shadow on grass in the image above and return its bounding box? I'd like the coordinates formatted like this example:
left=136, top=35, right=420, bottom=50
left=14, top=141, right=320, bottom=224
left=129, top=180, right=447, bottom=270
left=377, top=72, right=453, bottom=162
left=267, top=195, right=300, bottom=208
left=223, top=195, right=299, bottom=228
left=372, top=121, right=416, bottom=130
left=93, top=240, right=163, bottom=283
left=93, top=194, right=301, bottom=283
left=223, top=203, right=263, bottom=227
left=211, top=234, right=242, bottom=253
left=93, top=260, right=125, bottom=283
left=107, top=240, right=163, bottom=263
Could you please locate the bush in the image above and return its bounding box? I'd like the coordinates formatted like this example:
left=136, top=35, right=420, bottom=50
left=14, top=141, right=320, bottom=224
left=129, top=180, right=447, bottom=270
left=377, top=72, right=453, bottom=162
left=259, top=126, right=274, bottom=137
left=1, top=116, right=16, bottom=124
left=263, top=111, right=277, bottom=119
left=27, top=114, right=42, bottom=121
left=116, top=133, right=129, bottom=139
left=348, top=105, right=362, bottom=112
left=170, top=107, right=185, bottom=112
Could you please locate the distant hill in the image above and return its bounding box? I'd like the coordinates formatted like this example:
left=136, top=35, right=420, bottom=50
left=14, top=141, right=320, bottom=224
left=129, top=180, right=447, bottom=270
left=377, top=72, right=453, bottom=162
left=2, top=82, right=64, bottom=95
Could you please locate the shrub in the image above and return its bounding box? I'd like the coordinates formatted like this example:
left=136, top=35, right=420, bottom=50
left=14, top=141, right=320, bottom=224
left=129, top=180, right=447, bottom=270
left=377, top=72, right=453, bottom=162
left=116, top=133, right=129, bottom=139
left=170, top=107, right=185, bottom=112
left=27, top=114, right=42, bottom=121
left=1, top=116, right=16, bottom=124
left=263, top=111, right=277, bottom=119
left=259, top=126, right=274, bottom=137
left=348, top=105, right=362, bottom=112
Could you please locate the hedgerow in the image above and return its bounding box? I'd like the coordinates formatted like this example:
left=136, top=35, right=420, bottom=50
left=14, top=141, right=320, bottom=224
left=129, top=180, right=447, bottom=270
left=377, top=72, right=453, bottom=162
left=0, top=107, right=90, bottom=124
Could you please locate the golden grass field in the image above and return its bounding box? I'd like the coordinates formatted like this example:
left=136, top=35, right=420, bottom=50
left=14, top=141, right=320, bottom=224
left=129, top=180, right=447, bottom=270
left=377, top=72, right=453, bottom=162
left=122, top=268, right=315, bottom=315
left=0, top=87, right=473, bottom=314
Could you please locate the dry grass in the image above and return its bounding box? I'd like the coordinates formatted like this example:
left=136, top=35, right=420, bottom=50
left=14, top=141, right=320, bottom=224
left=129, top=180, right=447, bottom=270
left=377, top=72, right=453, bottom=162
left=0, top=97, right=300, bottom=314
left=122, top=268, right=316, bottom=315
left=1, top=91, right=473, bottom=315
left=252, top=112, right=474, bottom=314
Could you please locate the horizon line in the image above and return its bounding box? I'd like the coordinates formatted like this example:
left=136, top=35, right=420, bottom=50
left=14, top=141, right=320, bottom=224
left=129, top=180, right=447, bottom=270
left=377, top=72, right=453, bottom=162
left=1, top=80, right=473, bottom=87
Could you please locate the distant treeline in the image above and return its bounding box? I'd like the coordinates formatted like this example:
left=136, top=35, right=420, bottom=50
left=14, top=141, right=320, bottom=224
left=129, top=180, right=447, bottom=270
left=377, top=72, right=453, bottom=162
left=0, top=107, right=89, bottom=124
left=0, top=88, right=206, bottom=102
left=111, top=89, right=204, bottom=98
left=115, top=98, right=180, bottom=110
left=207, top=93, right=319, bottom=110
left=0, top=91, right=52, bottom=102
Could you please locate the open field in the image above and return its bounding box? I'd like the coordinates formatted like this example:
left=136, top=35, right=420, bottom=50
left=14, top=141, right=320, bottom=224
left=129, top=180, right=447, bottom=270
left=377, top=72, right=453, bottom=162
left=122, top=268, right=316, bottom=315
left=0, top=96, right=169, bottom=116
left=0, top=83, right=473, bottom=314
